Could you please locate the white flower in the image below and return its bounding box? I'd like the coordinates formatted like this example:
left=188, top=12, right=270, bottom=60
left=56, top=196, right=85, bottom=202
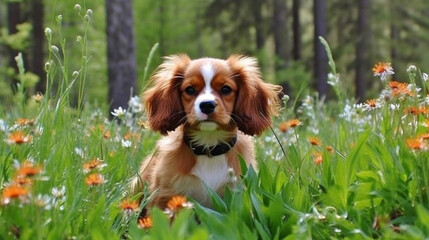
left=111, top=107, right=126, bottom=118
left=422, top=73, right=428, bottom=82
left=52, top=186, right=66, bottom=198
left=0, top=119, right=7, bottom=132
left=128, top=96, right=143, bottom=113
left=407, top=65, right=417, bottom=74
left=74, top=147, right=85, bottom=158
left=121, top=139, right=132, bottom=148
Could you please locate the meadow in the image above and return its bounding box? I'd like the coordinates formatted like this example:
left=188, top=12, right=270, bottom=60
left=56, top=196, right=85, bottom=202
left=2, top=7, right=429, bottom=240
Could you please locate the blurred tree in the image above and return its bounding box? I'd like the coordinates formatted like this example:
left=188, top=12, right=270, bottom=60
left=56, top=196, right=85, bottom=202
left=355, top=0, right=370, bottom=101
left=292, top=0, right=301, bottom=61
left=106, top=0, right=137, bottom=115
left=313, top=0, right=328, bottom=97
left=29, top=0, right=45, bottom=94
left=7, top=1, right=24, bottom=92
left=273, top=0, right=289, bottom=68
left=204, top=0, right=269, bottom=54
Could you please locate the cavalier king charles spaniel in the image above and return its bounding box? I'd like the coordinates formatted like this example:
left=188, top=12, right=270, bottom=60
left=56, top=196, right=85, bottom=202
left=131, top=54, right=281, bottom=209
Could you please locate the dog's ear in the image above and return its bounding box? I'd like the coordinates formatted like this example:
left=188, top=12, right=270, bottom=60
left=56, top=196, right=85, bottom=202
left=227, top=55, right=282, bottom=135
left=143, top=54, right=191, bottom=135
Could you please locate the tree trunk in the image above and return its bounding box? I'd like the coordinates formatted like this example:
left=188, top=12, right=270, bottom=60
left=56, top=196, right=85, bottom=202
left=251, top=0, right=265, bottom=50
left=30, top=0, right=45, bottom=94
left=273, top=0, right=289, bottom=68
left=355, top=0, right=370, bottom=101
left=313, top=0, right=328, bottom=98
left=106, top=0, right=137, bottom=115
left=7, top=2, right=22, bottom=92
left=292, top=0, right=301, bottom=61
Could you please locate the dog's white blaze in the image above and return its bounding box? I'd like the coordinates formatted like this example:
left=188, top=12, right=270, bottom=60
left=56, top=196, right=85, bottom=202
left=201, top=62, right=215, bottom=91
left=192, top=154, right=229, bottom=192
left=194, top=62, right=216, bottom=120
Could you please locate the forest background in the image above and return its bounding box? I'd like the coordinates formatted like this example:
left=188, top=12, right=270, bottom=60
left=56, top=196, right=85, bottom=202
left=1, top=0, right=429, bottom=112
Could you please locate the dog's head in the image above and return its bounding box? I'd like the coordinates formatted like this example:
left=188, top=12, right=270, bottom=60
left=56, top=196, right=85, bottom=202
left=144, top=54, right=282, bottom=136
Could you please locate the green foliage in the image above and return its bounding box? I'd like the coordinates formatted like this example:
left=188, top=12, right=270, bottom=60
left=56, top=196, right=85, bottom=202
left=3, top=3, right=429, bottom=240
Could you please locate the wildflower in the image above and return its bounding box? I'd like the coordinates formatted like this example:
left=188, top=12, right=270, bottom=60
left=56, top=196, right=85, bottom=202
left=51, top=186, right=66, bottom=198
left=15, top=160, right=43, bottom=178
left=14, top=176, right=33, bottom=186
left=164, top=195, right=194, bottom=219
left=44, top=27, right=52, bottom=36
left=309, top=136, right=322, bottom=146
left=363, top=99, right=382, bottom=111
left=111, top=107, right=126, bottom=118
left=120, top=199, right=139, bottom=215
left=313, top=152, right=323, bottom=165
left=166, top=195, right=193, bottom=212
left=407, top=65, right=417, bottom=74
left=7, top=131, right=32, bottom=144
left=279, top=119, right=302, bottom=132
left=32, top=93, right=43, bottom=103
left=422, top=73, right=429, bottom=82
left=121, top=139, right=132, bottom=148
left=83, top=158, right=106, bottom=172
left=124, top=132, right=141, bottom=141
left=138, top=216, right=153, bottom=229
left=326, top=146, right=334, bottom=154
left=1, top=184, right=28, bottom=204
left=15, top=118, right=35, bottom=126
left=388, top=81, right=413, bottom=97
left=85, top=173, right=105, bottom=186
left=372, top=62, right=394, bottom=81
left=405, top=107, right=420, bottom=116
left=34, top=194, right=52, bottom=210
left=137, top=119, right=150, bottom=129
left=51, top=45, right=59, bottom=54
left=74, top=4, right=81, bottom=12
left=406, top=138, right=426, bottom=151
left=128, top=96, right=143, bottom=113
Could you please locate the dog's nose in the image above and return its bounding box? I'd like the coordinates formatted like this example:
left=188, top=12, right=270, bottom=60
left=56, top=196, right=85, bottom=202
left=199, top=101, right=216, bottom=114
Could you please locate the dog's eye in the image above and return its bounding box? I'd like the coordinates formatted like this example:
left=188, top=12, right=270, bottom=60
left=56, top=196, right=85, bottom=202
left=185, top=86, right=197, bottom=95
left=220, top=86, right=232, bottom=95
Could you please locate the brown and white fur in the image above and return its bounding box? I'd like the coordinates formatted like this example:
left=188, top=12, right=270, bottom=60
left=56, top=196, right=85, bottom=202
left=131, top=54, right=281, bottom=209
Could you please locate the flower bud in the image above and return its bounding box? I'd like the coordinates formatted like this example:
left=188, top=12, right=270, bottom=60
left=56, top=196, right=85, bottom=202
left=44, top=27, right=52, bottom=36
left=74, top=4, right=81, bottom=12
left=51, top=45, right=59, bottom=53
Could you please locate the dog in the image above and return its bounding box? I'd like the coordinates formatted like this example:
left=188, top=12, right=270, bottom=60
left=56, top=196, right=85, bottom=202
left=131, top=54, right=281, bottom=209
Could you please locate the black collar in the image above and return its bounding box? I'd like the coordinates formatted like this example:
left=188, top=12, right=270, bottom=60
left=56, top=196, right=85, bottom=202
left=183, top=135, right=237, bottom=158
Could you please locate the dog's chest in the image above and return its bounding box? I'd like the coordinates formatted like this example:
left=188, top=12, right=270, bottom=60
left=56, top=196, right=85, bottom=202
left=191, top=154, right=229, bottom=191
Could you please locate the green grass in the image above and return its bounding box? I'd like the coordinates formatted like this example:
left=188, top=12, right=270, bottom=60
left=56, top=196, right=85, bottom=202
left=2, top=7, right=429, bottom=240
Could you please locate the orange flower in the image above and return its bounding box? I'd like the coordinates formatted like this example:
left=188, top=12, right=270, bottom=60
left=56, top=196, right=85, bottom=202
left=124, top=132, right=141, bottom=141
left=388, top=81, right=413, bottom=97
left=85, top=173, right=105, bottom=186
left=138, top=216, right=153, bottom=229
left=15, top=118, right=35, bottom=126
left=120, top=199, right=139, bottom=213
left=326, top=146, right=334, bottom=154
left=279, top=119, right=302, bottom=132
left=372, top=62, right=394, bottom=81
left=83, top=158, right=106, bottom=172
left=405, top=107, right=420, bottom=116
left=313, top=152, right=323, bottom=165
left=309, top=136, right=322, bottom=146
left=1, top=184, right=28, bottom=204
left=7, top=131, right=32, bottom=144
left=406, top=138, right=426, bottom=151
left=166, top=195, right=192, bottom=212
left=16, top=160, right=42, bottom=178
